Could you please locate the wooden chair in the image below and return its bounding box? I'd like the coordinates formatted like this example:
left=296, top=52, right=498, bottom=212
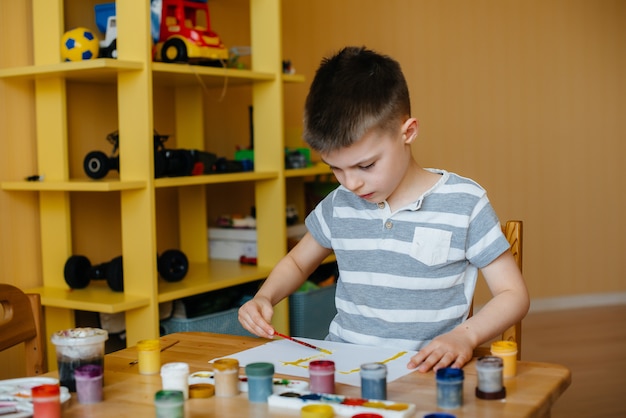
left=472, top=220, right=523, bottom=360
left=0, top=284, right=47, bottom=375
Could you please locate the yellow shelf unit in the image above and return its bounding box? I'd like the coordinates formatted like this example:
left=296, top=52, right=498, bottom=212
left=0, top=0, right=300, bottom=368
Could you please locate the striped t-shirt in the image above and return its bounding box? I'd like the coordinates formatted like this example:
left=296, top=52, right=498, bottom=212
left=304, top=169, right=510, bottom=351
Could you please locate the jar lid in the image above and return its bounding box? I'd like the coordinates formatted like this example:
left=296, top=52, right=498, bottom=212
left=213, top=358, right=239, bottom=371
left=51, top=328, right=108, bottom=346
left=301, top=404, right=334, bottom=418
left=160, top=362, right=190, bottom=375
left=31, top=384, right=60, bottom=398
left=436, top=367, right=464, bottom=381
left=309, top=360, right=335, bottom=372
left=74, top=364, right=103, bottom=378
left=476, top=356, right=503, bottom=369
left=154, top=390, right=184, bottom=403
left=491, top=340, right=518, bottom=354
left=189, top=383, right=215, bottom=398
left=245, top=362, right=275, bottom=377
left=137, top=339, right=160, bottom=351
left=359, top=362, right=387, bottom=378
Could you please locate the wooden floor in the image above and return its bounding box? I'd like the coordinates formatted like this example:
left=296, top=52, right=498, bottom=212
left=521, top=304, right=626, bottom=418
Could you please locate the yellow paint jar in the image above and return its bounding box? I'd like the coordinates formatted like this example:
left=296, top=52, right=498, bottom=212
left=137, top=339, right=161, bottom=375
left=300, top=404, right=334, bottom=418
left=490, top=341, right=518, bottom=378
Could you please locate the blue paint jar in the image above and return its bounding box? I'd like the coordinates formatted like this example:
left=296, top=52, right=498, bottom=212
left=436, top=368, right=464, bottom=409
left=360, top=362, right=387, bottom=400
left=245, top=362, right=275, bottom=403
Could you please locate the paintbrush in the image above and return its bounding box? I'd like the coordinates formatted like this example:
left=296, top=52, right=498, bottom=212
left=274, top=332, right=331, bottom=355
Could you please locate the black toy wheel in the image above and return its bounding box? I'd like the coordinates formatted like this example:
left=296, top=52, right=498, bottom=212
left=158, top=249, right=189, bottom=282
left=105, top=256, right=124, bottom=292
left=64, top=255, right=92, bottom=289
left=84, top=151, right=111, bottom=179
left=161, top=39, right=188, bottom=63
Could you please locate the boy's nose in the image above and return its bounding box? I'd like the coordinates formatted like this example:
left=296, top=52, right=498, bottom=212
left=343, top=171, right=363, bottom=192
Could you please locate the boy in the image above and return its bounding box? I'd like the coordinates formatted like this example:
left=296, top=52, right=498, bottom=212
left=238, top=46, right=529, bottom=373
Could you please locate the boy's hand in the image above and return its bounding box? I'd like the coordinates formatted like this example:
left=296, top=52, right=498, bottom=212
left=406, top=330, right=474, bottom=373
left=238, top=297, right=276, bottom=339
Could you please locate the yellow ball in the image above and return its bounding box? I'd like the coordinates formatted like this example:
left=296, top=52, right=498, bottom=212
left=60, top=27, right=100, bottom=62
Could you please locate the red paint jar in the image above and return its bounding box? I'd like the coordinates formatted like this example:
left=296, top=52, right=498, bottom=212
left=31, top=384, right=61, bottom=418
left=308, top=360, right=335, bottom=394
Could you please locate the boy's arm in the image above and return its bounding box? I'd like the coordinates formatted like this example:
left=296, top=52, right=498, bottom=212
left=407, top=250, right=530, bottom=372
left=238, top=233, right=332, bottom=338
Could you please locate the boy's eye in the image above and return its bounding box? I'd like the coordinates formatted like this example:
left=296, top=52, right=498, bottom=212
left=359, top=162, right=375, bottom=170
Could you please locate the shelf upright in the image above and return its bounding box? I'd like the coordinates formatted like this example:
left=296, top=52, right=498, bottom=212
left=250, top=0, right=289, bottom=332
left=115, top=0, right=160, bottom=345
left=31, top=0, right=75, bottom=368
left=174, top=86, right=209, bottom=264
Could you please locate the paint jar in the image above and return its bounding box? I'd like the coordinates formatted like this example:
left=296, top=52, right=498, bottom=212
left=213, top=358, right=240, bottom=397
left=154, top=390, right=184, bottom=418
left=436, top=368, right=464, bottom=409
left=137, top=339, right=161, bottom=375
left=161, top=362, right=190, bottom=399
left=308, top=360, right=335, bottom=394
left=352, top=414, right=384, bottom=418
left=423, top=414, right=457, bottom=418
left=50, top=327, right=108, bottom=392
left=189, top=383, right=215, bottom=398
left=360, top=362, right=387, bottom=400
left=490, top=341, right=518, bottom=378
left=31, top=384, right=61, bottom=418
left=245, top=362, right=275, bottom=403
left=301, top=404, right=334, bottom=418
left=74, top=364, right=104, bottom=403
left=475, top=356, right=506, bottom=400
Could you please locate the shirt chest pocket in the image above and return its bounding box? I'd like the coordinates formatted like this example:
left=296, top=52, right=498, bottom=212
left=410, top=227, right=452, bottom=266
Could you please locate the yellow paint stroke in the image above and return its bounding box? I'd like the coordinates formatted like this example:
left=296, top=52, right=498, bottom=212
left=337, top=351, right=408, bottom=375
left=280, top=354, right=324, bottom=369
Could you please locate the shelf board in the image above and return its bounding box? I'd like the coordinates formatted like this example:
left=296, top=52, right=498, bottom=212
left=0, top=59, right=142, bottom=82
left=152, top=62, right=275, bottom=87
left=27, top=284, right=150, bottom=314
left=154, top=171, right=278, bottom=188
left=285, top=163, right=333, bottom=178
left=1, top=179, right=146, bottom=192
left=158, top=260, right=272, bottom=302
left=282, top=73, right=306, bottom=83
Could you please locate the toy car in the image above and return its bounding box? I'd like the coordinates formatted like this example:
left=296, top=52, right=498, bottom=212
left=83, top=130, right=218, bottom=179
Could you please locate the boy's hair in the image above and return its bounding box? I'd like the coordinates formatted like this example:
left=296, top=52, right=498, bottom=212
left=303, top=46, right=411, bottom=153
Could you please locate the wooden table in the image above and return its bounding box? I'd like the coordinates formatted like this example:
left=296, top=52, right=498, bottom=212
left=49, top=332, right=570, bottom=418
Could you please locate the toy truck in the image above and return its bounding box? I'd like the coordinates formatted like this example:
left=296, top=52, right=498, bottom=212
left=94, top=0, right=228, bottom=64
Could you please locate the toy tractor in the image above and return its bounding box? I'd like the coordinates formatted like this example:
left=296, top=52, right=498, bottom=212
left=83, top=130, right=218, bottom=179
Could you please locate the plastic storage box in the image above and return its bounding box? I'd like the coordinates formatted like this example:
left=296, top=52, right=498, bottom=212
left=289, top=284, right=337, bottom=340
left=160, top=307, right=254, bottom=337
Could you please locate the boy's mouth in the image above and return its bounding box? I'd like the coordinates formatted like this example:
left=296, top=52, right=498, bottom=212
left=359, top=192, right=374, bottom=200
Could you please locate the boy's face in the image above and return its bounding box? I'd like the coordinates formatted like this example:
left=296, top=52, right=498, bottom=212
left=321, top=118, right=418, bottom=204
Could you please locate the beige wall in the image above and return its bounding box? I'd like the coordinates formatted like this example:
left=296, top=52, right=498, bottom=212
left=280, top=0, right=626, bottom=303
left=1, top=0, right=625, bottom=375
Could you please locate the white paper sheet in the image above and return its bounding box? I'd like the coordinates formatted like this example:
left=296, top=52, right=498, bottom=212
left=210, top=338, right=418, bottom=387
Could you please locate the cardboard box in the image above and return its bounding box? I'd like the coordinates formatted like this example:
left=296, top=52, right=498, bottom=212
left=208, top=224, right=307, bottom=260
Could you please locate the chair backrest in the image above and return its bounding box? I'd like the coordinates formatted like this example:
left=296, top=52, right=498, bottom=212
left=472, top=220, right=523, bottom=359
left=0, top=284, right=47, bottom=375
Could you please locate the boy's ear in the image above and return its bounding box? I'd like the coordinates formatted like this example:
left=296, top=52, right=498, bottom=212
left=402, top=118, right=419, bottom=144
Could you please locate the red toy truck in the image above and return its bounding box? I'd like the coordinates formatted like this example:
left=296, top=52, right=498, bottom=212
left=95, top=0, right=228, bottom=64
